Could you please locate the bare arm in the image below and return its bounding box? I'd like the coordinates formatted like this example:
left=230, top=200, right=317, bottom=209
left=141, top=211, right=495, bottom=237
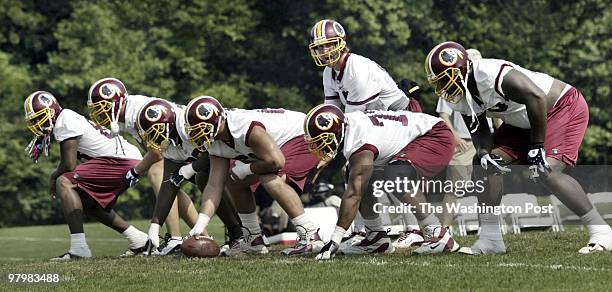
left=336, top=151, right=374, bottom=229
left=463, top=113, right=493, bottom=156
left=246, top=125, right=285, bottom=174
left=49, top=138, right=78, bottom=197
left=501, top=69, right=547, bottom=143
left=133, top=147, right=163, bottom=174
left=199, top=155, right=230, bottom=216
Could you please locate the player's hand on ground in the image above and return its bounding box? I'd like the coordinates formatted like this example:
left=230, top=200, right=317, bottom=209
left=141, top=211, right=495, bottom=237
left=146, top=223, right=160, bottom=255
left=315, top=240, right=339, bottom=261
left=479, top=153, right=511, bottom=175
left=526, top=143, right=551, bottom=183
left=125, top=168, right=140, bottom=188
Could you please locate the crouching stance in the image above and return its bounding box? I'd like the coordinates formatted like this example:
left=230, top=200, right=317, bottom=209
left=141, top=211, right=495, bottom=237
left=24, top=91, right=148, bottom=260
left=184, top=96, right=324, bottom=256
left=304, top=105, right=461, bottom=260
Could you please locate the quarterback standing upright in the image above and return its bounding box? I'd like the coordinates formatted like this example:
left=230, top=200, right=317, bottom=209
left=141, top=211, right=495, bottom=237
left=425, top=41, right=612, bottom=254
left=309, top=19, right=422, bottom=113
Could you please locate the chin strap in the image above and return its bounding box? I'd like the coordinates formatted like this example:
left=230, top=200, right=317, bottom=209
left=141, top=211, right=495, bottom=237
left=460, top=62, right=480, bottom=133
left=111, top=97, right=126, bottom=156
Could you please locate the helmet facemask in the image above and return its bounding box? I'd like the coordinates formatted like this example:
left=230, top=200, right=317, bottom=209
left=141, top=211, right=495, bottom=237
left=25, top=108, right=55, bottom=137
left=427, top=67, right=465, bottom=104
left=186, top=121, right=216, bottom=152
left=140, top=122, right=171, bottom=151
left=87, top=99, right=114, bottom=127
left=309, top=37, right=346, bottom=67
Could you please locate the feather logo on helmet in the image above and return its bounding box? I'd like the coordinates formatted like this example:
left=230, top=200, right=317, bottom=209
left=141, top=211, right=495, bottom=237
left=195, top=103, right=218, bottom=121
left=99, top=83, right=121, bottom=100
left=439, top=48, right=464, bottom=66
left=38, top=93, right=54, bottom=107
left=144, top=105, right=167, bottom=122
left=314, top=112, right=340, bottom=131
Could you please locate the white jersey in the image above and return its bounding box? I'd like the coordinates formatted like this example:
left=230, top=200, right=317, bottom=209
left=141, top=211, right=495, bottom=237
left=343, top=110, right=442, bottom=166
left=448, top=58, right=570, bottom=129
left=162, top=104, right=200, bottom=163
left=207, top=109, right=305, bottom=162
left=53, top=109, right=142, bottom=160
left=323, top=53, right=408, bottom=113
left=120, top=94, right=155, bottom=144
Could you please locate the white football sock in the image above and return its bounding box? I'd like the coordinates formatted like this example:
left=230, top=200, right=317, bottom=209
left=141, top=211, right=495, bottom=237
left=122, top=225, right=148, bottom=249
left=353, top=212, right=366, bottom=233
left=239, top=212, right=261, bottom=235
left=478, top=213, right=503, bottom=241
left=580, top=208, right=612, bottom=243
left=291, top=213, right=316, bottom=235
left=363, top=216, right=385, bottom=232
left=69, top=233, right=92, bottom=257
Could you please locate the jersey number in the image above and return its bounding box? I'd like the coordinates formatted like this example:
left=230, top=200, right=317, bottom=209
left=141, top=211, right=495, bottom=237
left=367, top=114, right=408, bottom=127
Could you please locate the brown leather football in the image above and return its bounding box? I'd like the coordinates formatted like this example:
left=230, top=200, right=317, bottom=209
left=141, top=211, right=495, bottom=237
left=181, top=236, right=220, bottom=258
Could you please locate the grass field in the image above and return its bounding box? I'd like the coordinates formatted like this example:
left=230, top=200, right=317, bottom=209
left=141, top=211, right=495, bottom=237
left=1, top=219, right=611, bottom=291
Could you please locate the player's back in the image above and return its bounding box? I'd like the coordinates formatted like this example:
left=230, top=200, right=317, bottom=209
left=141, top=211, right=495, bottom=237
left=343, top=110, right=442, bottom=165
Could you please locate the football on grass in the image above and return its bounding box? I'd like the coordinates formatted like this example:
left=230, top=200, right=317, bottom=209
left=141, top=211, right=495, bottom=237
left=181, top=236, right=220, bottom=258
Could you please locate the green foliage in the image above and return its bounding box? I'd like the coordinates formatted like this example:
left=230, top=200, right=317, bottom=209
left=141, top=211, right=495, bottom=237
left=0, top=0, right=610, bottom=226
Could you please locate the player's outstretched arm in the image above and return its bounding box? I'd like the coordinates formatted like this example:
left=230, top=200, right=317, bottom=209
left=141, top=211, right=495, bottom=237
left=189, top=155, right=229, bottom=236
left=133, top=147, right=163, bottom=174
left=49, top=137, right=78, bottom=198
left=337, top=150, right=374, bottom=230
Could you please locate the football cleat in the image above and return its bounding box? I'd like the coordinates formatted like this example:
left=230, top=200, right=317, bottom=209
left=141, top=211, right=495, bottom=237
left=220, top=230, right=269, bottom=257
left=339, top=230, right=395, bottom=255
left=393, top=229, right=425, bottom=249
left=458, top=238, right=506, bottom=255
left=578, top=243, right=608, bottom=254
left=151, top=233, right=182, bottom=256
left=51, top=252, right=89, bottom=261
left=339, top=231, right=366, bottom=251
left=281, top=228, right=324, bottom=256
left=412, top=226, right=459, bottom=255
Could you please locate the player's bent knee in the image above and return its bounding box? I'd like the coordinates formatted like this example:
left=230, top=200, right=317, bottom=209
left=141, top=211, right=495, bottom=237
left=382, top=160, right=417, bottom=199
left=56, top=175, right=75, bottom=192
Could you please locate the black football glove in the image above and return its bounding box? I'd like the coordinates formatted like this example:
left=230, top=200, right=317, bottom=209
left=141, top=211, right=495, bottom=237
left=315, top=240, right=340, bottom=260
left=526, top=143, right=551, bottom=183
left=478, top=152, right=511, bottom=175
left=125, top=168, right=140, bottom=188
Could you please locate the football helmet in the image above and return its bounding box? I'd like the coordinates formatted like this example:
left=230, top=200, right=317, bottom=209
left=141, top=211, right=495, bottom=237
left=136, top=99, right=177, bottom=151
left=184, top=96, right=225, bottom=152
left=303, top=104, right=345, bottom=161
left=24, top=91, right=63, bottom=137
left=424, top=41, right=470, bottom=103
left=309, top=19, right=347, bottom=67
left=87, top=77, right=128, bottom=130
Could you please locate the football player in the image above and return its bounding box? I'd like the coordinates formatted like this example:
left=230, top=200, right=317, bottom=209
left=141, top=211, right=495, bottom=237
left=309, top=19, right=422, bottom=113
left=133, top=98, right=244, bottom=254
left=425, top=41, right=612, bottom=254
left=182, top=96, right=324, bottom=256
left=87, top=78, right=197, bottom=255
left=304, top=104, right=461, bottom=259
left=24, top=91, right=148, bottom=260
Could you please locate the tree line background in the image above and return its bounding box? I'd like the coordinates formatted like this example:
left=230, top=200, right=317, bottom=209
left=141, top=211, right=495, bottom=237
left=0, top=0, right=609, bottom=226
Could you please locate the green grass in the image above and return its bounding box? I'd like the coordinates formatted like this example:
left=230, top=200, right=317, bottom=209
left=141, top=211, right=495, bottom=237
left=0, top=219, right=611, bottom=291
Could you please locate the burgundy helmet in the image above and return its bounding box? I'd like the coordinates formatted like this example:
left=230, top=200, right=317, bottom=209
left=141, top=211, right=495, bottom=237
left=87, top=77, right=128, bottom=127
left=304, top=104, right=346, bottom=161
left=184, top=96, right=225, bottom=152
left=309, top=19, right=347, bottom=67
left=24, top=91, right=63, bottom=137
left=424, top=41, right=470, bottom=103
left=136, top=98, right=177, bottom=151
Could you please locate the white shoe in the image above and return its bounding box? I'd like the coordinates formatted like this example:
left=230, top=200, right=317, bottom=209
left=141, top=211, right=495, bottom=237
left=413, top=226, right=459, bottom=255
left=579, top=233, right=612, bottom=254
left=457, top=238, right=506, bottom=255
left=51, top=252, right=90, bottom=261
left=578, top=243, right=608, bottom=254
left=339, top=231, right=366, bottom=251
left=281, top=228, right=324, bottom=256
left=340, top=230, right=395, bottom=255
left=221, top=231, right=268, bottom=257
left=393, top=229, right=424, bottom=249
left=152, top=235, right=182, bottom=256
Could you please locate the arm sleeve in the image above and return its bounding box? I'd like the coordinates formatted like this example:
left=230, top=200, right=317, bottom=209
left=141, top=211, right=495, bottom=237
left=53, top=111, right=85, bottom=142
